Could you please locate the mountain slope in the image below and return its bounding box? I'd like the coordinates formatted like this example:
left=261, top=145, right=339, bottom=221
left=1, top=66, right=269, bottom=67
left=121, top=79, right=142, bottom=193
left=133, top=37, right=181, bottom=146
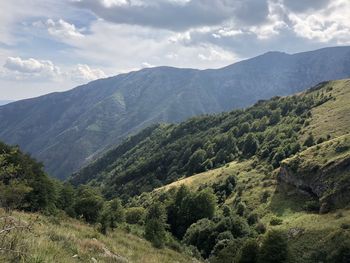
left=1, top=46, right=350, bottom=179
left=0, top=100, right=13, bottom=106
left=0, top=209, right=197, bottom=263
left=72, top=79, right=350, bottom=201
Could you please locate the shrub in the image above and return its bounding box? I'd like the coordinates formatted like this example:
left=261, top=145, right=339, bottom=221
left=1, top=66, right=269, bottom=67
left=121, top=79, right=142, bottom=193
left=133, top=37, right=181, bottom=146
left=125, top=207, right=145, bottom=225
left=236, top=202, right=245, bottom=216
left=183, top=218, right=216, bottom=258
left=247, top=213, right=259, bottom=225
left=237, top=239, right=259, bottom=263
left=255, top=222, right=266, bottom=234
left=341, top=223, right=350, bottom=230
left=303, top=200, right=320, bottom=212
left=210, top=239, right=242, bottom=263
left=258, top=230, right=289, bottom=263
left=269, top=217, right=283, bottom=226
left=303, top=134, right=315, bottom=147
left=260, top=191, right=270, bottom=203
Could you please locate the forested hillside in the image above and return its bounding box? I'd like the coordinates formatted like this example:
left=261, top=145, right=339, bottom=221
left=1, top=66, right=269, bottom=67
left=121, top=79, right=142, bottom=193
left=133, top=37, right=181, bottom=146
left=72, top=80, right=350, bottom=203
left=1, top=47, right=350, bottom=179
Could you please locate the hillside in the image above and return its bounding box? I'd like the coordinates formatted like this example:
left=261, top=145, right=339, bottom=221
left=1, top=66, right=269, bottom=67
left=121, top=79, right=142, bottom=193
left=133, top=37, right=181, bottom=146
left=148, top=154, right=350, bottom=263
left=72, top=79, right=350, bottom=201
left=0, top=209, right=197, bottom=263
left=134, top=81, right=350, bottom=263
left=1, top=47, right=350, bottom=179
left=0, top=141, right=198, bottom=262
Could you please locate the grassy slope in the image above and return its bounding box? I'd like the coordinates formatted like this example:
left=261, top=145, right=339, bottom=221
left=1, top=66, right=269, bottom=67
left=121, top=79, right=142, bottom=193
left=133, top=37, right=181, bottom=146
left=302, top=79, right=350, bottom=139
left=0, top=209, right=197, bottom=263
left=154, top=79, right=350, bottom=263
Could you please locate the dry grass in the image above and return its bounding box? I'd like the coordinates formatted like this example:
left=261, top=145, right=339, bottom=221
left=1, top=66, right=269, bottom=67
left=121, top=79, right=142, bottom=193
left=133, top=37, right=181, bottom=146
left=302, top=79, right=350, bottom=140
left=0, top=209, right=198, bottom=263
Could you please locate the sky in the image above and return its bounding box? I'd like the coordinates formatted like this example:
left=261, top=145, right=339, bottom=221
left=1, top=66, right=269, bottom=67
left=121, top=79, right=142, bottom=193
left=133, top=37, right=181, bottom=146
left=0, top=0, right=350, bottom=100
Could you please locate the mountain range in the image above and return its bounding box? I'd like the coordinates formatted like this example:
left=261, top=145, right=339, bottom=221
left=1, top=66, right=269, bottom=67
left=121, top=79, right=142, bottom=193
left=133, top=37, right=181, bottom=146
left=1, top=46, right=350, bottom=179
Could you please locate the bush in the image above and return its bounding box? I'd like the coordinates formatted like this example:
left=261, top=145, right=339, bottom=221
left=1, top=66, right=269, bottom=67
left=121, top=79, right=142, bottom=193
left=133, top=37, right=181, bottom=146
left=183, top=218, right=216, bottom=258
left=303, top=134, right=315, bottom=147
left=125, top=207, right=145, bottom=225
left=303, top=200, right=320, bottom=212
left=260, top=191, right=270, bottom=203
left=237, top=239, right=259, bottom=263
left=341, top=223, right=350, bottom=230
left=236, top=202, right=245, bottom=216
left=255, top=222, right=266, bottom=234
left=258, top=230, right=289, bottom=263
left=247, top=213, right=259, bottom=225
left=269, top=216, right=283, bottom=226
left=210, top=239, right=242, bottom=263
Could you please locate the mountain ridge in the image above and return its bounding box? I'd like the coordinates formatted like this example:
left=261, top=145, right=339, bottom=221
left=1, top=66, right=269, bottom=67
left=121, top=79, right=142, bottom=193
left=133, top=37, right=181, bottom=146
left=1, top=46, right=350, bottom=179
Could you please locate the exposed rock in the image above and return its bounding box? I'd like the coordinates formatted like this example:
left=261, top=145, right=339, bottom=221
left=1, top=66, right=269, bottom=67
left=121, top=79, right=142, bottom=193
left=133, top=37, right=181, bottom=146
left=101, top=247, right=129, bottom=263
left=278, top=135, right=350, bottom=211
left=288, top=227, right=305, bottom=238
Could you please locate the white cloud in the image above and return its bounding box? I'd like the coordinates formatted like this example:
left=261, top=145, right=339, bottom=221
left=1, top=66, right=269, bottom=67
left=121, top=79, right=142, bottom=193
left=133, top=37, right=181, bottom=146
left=141, top=62, right=155, bottom=68
left=198, top=46, right=237, bottom=62
left=101, top=0, right=129, bottom=8
left=2, top=56, right=106, bottom=84
left=33, top=18, right=85, bottom=39
left=213, top=28, right=244, bottom=38
left=289, top=0, right=350, bottom=44
left=168, top=31, right=191, bottom=43
left=4, top=57, right=61, bottom=79
left=70, top=64, right=107, bottom=82
left=47, top=20, right=239, bottom=72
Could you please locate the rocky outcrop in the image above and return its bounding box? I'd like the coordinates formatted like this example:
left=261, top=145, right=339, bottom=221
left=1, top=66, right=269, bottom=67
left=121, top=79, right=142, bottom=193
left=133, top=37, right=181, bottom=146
left=278, top=137, right=350, bottom=211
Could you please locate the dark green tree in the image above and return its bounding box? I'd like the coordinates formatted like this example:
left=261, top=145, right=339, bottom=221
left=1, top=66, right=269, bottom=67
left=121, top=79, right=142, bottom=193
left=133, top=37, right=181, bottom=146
left=145, top=202, right=167, bottom=248
left=74, top=186, right=104, bottom=223
left=57, top=182, right=76, bottom=216
left=243, top=133, right=259, bottom=156
left=125, top=207, right=145, bottom=224
left=269, top=109, right=281, bottom=125
left=109, top=198, right=125, bottom=228
left=99, top=202, right=112, bottom=234
left=187, top=149, right=207, bottom=174
left=258, top=230, right=289, bottom=263
left=237, top=239, right=259, bottom=263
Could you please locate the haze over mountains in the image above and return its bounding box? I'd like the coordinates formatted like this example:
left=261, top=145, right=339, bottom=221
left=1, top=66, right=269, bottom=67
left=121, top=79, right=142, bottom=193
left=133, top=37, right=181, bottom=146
left=0, top=100, right=14, bottom=106
left=1, top=46, right=350, bottom=179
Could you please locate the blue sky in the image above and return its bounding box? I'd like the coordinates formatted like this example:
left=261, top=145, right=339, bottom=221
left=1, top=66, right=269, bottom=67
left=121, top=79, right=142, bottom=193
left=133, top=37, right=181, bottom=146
left=1, top=0, right=350, bottom=100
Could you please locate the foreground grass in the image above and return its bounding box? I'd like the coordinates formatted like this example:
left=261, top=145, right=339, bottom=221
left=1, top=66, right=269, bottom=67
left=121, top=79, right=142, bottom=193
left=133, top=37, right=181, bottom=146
left=0, top=209, right=198, bottom=263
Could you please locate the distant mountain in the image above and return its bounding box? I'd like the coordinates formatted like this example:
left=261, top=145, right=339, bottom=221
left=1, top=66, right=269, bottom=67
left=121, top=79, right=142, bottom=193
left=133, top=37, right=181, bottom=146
left=1, top=46, right=350, bottom=179
left=0, top=100, right=14, bottom=106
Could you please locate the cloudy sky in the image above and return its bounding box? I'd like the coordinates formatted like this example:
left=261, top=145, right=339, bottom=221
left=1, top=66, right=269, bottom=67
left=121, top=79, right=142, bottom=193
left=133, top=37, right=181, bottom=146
left=0, top=0, right=350, bottom=100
